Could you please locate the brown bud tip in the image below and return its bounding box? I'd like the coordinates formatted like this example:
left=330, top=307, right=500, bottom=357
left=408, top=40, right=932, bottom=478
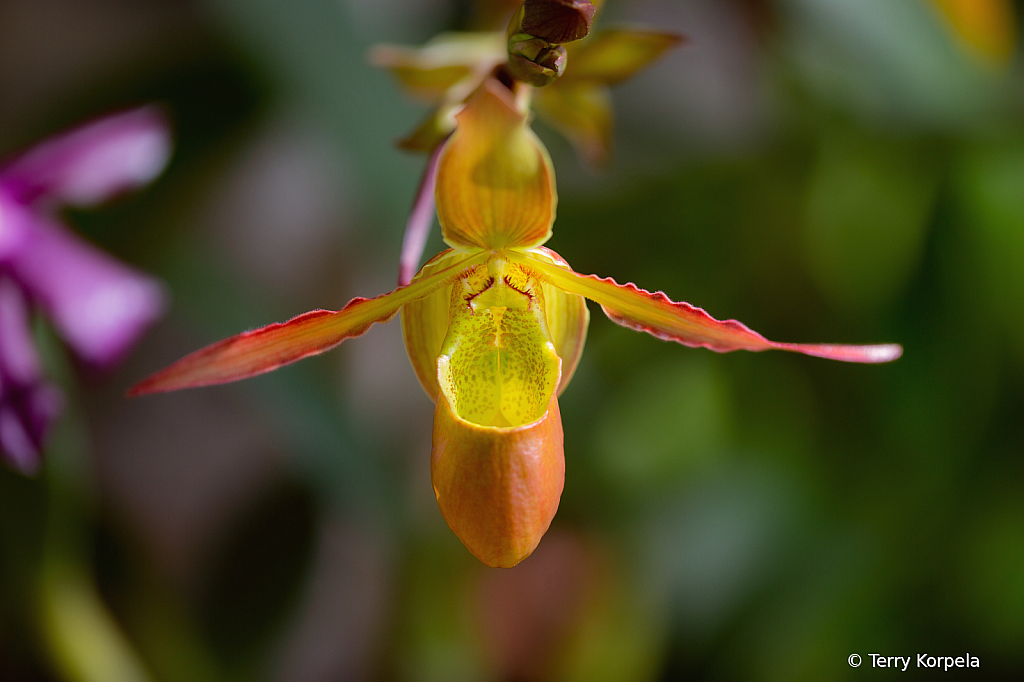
left=521, top=0, right=595, bottom=44
left=507, top=38, right=567, bottom=86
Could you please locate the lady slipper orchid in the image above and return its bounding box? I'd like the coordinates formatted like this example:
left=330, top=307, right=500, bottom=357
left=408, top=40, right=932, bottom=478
left=0, top=107, right=169, bottom=473
left=130, top=80, right=901, bottom=568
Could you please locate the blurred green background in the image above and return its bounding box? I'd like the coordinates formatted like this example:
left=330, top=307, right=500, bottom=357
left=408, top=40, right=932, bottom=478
left=2, top=0, right=1023, bottom=680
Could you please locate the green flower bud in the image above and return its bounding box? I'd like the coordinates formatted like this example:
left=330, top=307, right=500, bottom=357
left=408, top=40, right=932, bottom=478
left=507, top=35, right=567, bottom=87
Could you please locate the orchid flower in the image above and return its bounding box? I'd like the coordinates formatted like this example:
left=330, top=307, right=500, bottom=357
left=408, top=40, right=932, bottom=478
left=131, top=80, right=901, bottom=568
left=371, top=0, right=681, bottom=285
left=0, top=107, right=170, bottom=473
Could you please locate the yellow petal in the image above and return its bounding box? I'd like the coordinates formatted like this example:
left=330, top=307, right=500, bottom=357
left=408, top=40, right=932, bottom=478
left=436, top=80, right=557, bottom=250
left=369, top=32, right=506, bottom=103
left=562, top=28, right=684, bottom=85
left=533, top=83, right=613, bottom=167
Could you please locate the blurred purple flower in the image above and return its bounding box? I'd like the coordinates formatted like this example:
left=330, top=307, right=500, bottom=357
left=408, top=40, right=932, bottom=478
left=0, top=107, right=170, bottom=474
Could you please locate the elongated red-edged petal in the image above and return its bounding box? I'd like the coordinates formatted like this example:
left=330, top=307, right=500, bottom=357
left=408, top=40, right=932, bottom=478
left=130, top=251, right=490, bottom=395
left=436, top=79, right=556, bottom=250
left=513, top=251, right=903, bottom=363
left=431, top=383, right=564, bottom=569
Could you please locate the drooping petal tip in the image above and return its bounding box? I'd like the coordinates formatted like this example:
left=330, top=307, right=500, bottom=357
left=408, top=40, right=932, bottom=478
left=775, top=342, right=904, bottom=364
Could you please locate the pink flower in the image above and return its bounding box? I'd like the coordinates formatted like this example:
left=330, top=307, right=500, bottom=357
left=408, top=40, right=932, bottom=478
left=0, top=107, right=170, bottom=473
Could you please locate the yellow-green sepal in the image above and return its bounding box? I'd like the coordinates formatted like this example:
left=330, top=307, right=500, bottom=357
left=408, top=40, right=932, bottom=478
left=533, top=82, right=613, bottom=167
left=369, top=32, right=506, bottom=103
left=397, top=104, right=460, bottom=153
left=561, top=28, right=684, bottom=85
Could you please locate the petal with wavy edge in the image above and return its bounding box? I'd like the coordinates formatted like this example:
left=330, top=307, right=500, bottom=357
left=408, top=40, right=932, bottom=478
left=534, top=83, right=613, bottom=167
left=370, top=32, right=505, bottom=103
left=562, top=28, right=684, bottom=85
left=0, top=107, right=170, bottom=207
left=513, top=251, right=903, bottom=363
left=130, top=251, right=490, bottom=396
left=436, top=80, right=556, bottom=250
